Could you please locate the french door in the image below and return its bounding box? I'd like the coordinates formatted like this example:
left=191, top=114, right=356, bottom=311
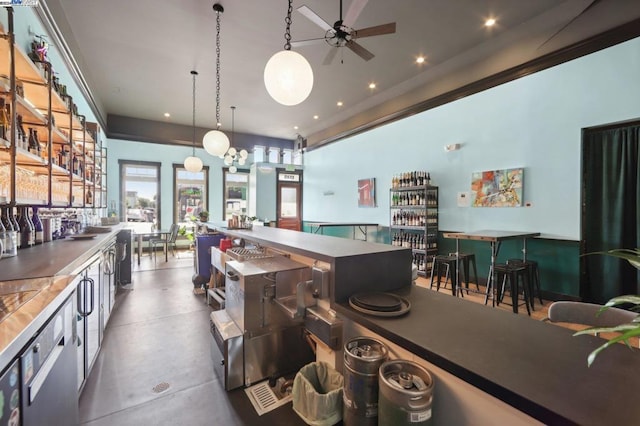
left=276, top=169, right=302, bottom=231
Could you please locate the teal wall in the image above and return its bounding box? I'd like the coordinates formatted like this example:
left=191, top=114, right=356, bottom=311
left=302, top=37, right=640, bottom=298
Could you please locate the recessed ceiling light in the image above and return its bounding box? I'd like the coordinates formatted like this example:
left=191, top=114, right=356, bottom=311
left=163, top=112, right=170, bottom=118
left=485, top=18, right=496, bottom=27
left=337, top=101, right=343, bottom=107
left=313, top=115, right=319, bottom=120
left=416, top=56, right=426, bottom=64
left=294, top=125, right=299, bottom=130
left=368, top=82, right=376, bottom=89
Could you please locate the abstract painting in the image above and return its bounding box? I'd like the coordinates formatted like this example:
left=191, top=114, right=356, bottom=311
left=471, top=168, right=523, bottom=207
left=358, top=178, right=376, bottom=207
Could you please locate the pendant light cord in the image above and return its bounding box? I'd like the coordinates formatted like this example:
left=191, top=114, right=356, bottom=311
left=191, top=70, right=197, bottom=156
left=215, top=6, right=222, bottom=128
left=284, top=0, right=292, bottom=50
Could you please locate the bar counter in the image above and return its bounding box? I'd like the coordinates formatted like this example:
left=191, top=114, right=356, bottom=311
left=208, top=224, right=639, bottom=425
left=0, top=224, right=126, bottom=370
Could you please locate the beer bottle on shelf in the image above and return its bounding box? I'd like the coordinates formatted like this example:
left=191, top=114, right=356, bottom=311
left=32, top=207, right=43, bottom=244
left=17, top=206, right=34, bottom=248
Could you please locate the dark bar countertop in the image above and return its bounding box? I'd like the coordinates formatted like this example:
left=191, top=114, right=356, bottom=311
left=335, top=285, right=639, bottom=426
left=207, top=223, right=639, bottom=426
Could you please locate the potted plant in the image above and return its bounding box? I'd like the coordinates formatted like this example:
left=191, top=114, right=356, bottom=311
left=575, top=248, right=640, bottom=366
left=198, top=210, right=209, bottom=222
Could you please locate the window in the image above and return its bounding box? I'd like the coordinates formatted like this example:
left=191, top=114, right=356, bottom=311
left=173, top=165, right=209, bottom=228
left=119, top=161, right=161, bottom=233
left=223, top=168, right=249, bottom=220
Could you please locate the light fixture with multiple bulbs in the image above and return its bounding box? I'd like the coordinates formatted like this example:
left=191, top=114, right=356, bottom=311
left=203, top=3, right=230, bottom=157
left=222, top=106, right=248, bottom=174
left=183, top=70, right=203, bottom=173
left=264, top=0, right=314, bottom=106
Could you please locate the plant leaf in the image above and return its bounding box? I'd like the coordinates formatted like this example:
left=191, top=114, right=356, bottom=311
left=582, top=327, right=640, bottom=367
left=574, top=323, right=639, bottom=336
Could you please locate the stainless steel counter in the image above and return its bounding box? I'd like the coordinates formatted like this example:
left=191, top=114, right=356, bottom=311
left=0, top=224, right=126, bottom=370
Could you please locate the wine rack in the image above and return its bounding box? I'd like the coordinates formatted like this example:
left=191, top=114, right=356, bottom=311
left=390, top=181, right=438, bottom=277
left=0, top=11, right=105, bottom=210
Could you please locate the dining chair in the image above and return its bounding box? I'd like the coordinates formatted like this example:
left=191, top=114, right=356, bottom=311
left=150, top=224, right=179, bottom=262
left=544, top=301, right=638, bottom=328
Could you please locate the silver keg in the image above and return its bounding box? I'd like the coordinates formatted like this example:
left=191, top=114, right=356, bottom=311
left=343, top=336, right=388, bottom=426
left=378, top=360, right=434, bottom=425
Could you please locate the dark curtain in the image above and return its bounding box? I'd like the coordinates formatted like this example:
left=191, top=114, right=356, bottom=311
left=582, top=124, right=640, bottom=303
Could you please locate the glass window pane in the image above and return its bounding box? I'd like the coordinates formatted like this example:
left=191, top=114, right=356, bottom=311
left=174, top=166, right=208, bottom=230
left=224, top=170, right=249, bottom=220
left=280, top=187, right=297, bottom=218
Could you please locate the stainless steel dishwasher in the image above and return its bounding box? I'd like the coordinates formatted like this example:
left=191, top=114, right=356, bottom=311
left=20, top=295, right=78, bottom=425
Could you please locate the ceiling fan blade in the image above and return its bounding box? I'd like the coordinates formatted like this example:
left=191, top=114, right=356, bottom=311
left=291, top=37, right=327, bottom=48
left=354, top=22, right=396, bottom=39
left=297, top=5, right=333, bottom=32
left=346, top=40, right=374, bottom=61
left=322, top=47, right=339, bottom=65
left=538, top=0, right=602, bottom=49
left=342, top=0, right=368, bottom=28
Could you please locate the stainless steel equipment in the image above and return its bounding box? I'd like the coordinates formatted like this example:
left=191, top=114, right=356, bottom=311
left=210, top=310, right=243, bottom=391
left=378, top=360, right=434, bottom=425
left=220, top=256, right=315, bottom=388
left=20, top=295, right=78, bottom=425
left=343, top=336, right=389, bottom=426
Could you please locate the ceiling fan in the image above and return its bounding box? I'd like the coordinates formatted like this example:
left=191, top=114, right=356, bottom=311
left=291, top=0, right=396, bottom=65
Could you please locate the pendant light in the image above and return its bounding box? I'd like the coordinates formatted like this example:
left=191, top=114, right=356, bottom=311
left=202, top=3, right=230, bottom=157
left=223, top=106, right=248, bottom=174
left=264, top=0, right=314, bottom=106
left=184, top=70, right=203, bottom=172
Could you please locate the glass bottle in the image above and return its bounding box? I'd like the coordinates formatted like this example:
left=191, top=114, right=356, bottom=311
left=17, top=206, right=34, bottom=248
left=86, top=187, right=93, bottom=205
left=0, top=99, right=9, bottom=141
left=31, top=206, right=43, bottom=244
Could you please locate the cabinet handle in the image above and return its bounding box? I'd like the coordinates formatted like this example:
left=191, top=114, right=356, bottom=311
left=86, top=277, right=95, bottom=315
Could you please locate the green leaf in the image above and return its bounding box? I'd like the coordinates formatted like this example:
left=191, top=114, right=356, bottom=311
left=582, top=327, right=640, bottom=367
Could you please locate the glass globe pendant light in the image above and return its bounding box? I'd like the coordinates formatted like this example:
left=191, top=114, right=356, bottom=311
left=184, top=70, right=203, bottom=172
left=264, top=0, right=313, bottom=106
left=203, top=3, right=230, bottom=156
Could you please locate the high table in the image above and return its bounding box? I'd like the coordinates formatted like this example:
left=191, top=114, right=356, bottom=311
left=135, top=230, right=171, bottom=264
left=308, top=222, right=378, bottom=241
left=443, top=230, right=540, bottom=305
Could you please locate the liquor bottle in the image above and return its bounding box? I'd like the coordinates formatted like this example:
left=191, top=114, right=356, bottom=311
left=0, top=99, right=9, bottom=141
left=28, top=129, right=38, bottom=155
left=9, top=208, right=20, bottom=249
left=34, top=130, right=42, bottom=158
left=31, top=207, right=43, bottom=244
left=17, top=207, right=34, bottom=248
left=1, top=207, right=13, bottom=232
left=86, top=188, right=93, bottom=205
left=72, top=154, right=78, bottom=175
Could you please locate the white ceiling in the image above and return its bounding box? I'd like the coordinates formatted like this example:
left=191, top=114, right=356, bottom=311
left=41, top=0, right=640, bottom=145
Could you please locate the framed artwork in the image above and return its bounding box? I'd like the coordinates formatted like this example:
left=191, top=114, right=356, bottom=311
left=358, top=178, right=376, bottom=207
left=471, top=168, right=523, bottom=207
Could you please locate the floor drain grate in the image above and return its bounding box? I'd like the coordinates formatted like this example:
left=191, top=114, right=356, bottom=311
left=152, top=382, right=170, bottom=393
left=244, top=381, right=292, bottom=416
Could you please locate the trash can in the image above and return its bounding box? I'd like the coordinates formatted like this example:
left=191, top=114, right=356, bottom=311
left=292, top=361, right=344, bottom=426
left=378, top=360, right=434, bottom=425
left=343, top=336, right=389, bottom=426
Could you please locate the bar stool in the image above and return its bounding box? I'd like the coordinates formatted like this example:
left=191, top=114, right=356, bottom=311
left=494, top=263, right=531, bottom=315
left=507, top=258, right=543, bottom=309
left=429, top=255, right=459, bottom=296
left=449, top=252, right=479, bottom=292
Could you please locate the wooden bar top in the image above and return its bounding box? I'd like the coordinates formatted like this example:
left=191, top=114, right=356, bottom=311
left=443, top=230, right=541, bottom=242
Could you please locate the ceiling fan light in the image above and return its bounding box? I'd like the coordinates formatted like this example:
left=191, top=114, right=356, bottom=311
left=239, top=149, right=248, bottom=159
left=203, top=129, right=230, bottom=157
left=264, top=50, right=314, bottom=106
left=184, top=156, right=203, bottom=172
left=227, top=147, right=237, bottom=156
left=238, top=158, right=246, bottom=166
left=229, top=165, right=237, bottom=173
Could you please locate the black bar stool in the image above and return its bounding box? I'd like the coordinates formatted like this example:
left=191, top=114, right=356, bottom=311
left=429, top=255, right=459, bottom=296
left=494, top=263, right=531, bottom=315
left=449, top=252, right=479, bottom=292
left=507, top=258, right=543, bottom=309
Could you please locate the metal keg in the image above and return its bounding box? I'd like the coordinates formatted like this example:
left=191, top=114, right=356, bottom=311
left=343, top=336, right=389, bottom=426
left=378, top=360, right=434, bottom=425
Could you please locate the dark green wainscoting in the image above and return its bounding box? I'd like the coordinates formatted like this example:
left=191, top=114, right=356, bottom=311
left=302, top=222, right=581, bottom=300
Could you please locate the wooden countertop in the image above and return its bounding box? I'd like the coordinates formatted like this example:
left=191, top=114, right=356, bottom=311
left=335, top=285, right=639, bottom=426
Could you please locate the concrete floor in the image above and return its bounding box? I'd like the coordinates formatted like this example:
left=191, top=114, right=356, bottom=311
left=78, top=252, right=307, bottom=426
